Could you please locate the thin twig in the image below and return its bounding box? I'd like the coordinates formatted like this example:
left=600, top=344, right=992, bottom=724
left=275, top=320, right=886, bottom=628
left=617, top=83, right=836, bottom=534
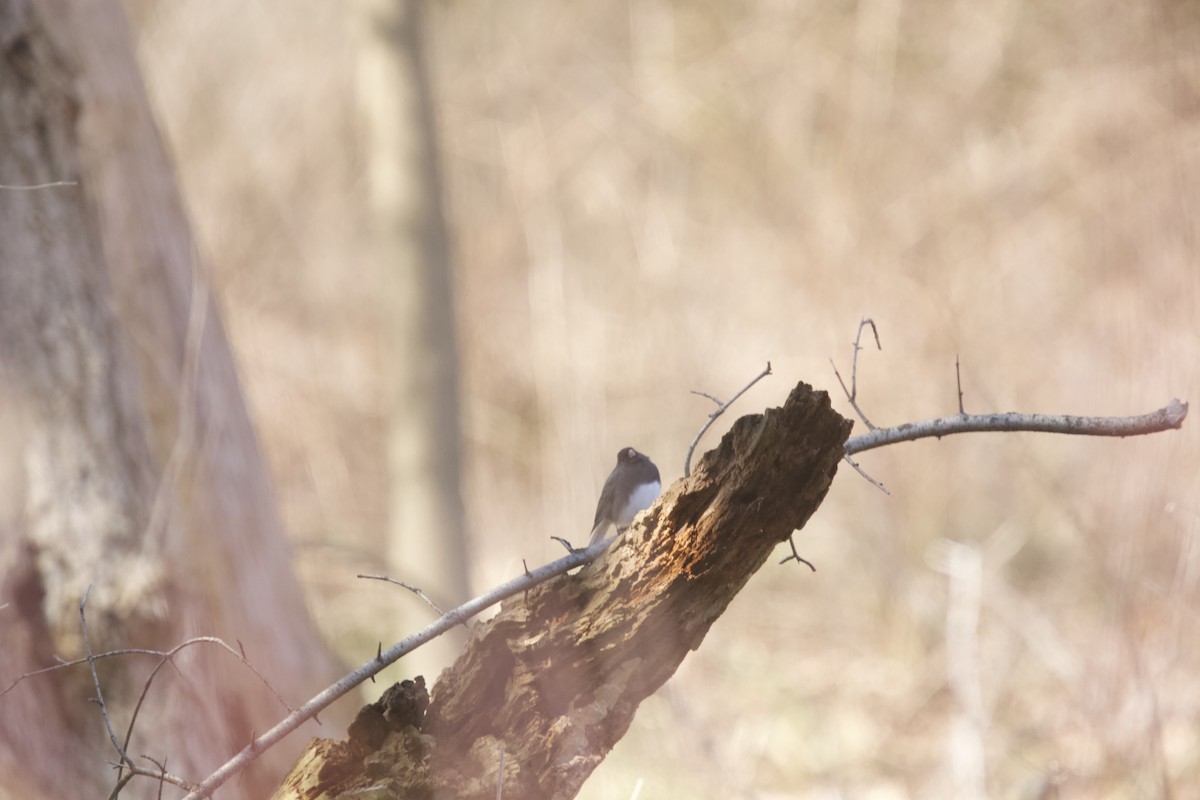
left=855, top=319, right=881, bottom=383
left=10, top=603, right=294, bottom=796
left=549, top=535, right=579, bottom=554
left=183, top=536, right=620, bottom=800
left=120, top=660, right=180, bottom=786
left=140, top=754, right=169, bottom=800
left=358, top=574, right=449, bottom=618
left=81, top=590, right=126, bottom=765
left=81, top=590, right=196, bottom=793
left=830, top=320, right=887, bottom=490
left=105, top=773, right=135, bottom=800
left=3, top=637, right=292, bottom=711
left=843, top=454, right=889, bottom=495
left=831, top=318, right=881, bottom=430
left=778, top=534, right=816, bottom=571
left=117, top=632, right=297, bottom=791
left=955, top=355, right=965, bottom=415
left=684, top=362, right=772, bottom=477
left=846, top=399, right=1189, bottom=456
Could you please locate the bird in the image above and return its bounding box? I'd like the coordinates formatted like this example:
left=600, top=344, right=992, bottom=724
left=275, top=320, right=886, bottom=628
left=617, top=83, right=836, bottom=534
left=588, top=447, right=661, bottom=547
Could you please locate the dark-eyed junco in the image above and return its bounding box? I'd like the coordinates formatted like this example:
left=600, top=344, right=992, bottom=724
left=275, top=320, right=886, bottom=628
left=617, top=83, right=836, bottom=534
left=588, top=447, right=661, bottom=546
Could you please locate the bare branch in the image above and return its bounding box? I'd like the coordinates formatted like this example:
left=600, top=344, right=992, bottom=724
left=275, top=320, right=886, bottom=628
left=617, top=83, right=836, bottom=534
left=843, top=453, right=889, bottom=495
left=3, top=636, right=292, bottom=711
left=955, top=354, right=966, bottom=415
left=183, top=537, right=617, bottom=800
left=8, top=597, right=298, bottom=795
left=846, top=399, right=1188, bottom=456
left=81, top=589, right=127, bottom=768
left=358, top=574, right=450, bottom=618
left=139, top=754, right=169, bottom=800
left=778, top=534, right=817, bottom=571
left=831, top=318, right=881, bottom=430
left=684, top=361, right=772, bottom=477
left=81, top=589, right=197, bottom=794
left=104, top=772, right=135, bottom=800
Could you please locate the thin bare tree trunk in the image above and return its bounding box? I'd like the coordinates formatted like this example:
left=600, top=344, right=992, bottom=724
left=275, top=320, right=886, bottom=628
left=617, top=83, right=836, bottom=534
left=0, top=2, right=340, bottom=797
left=355, top=0, right=471, bottom=673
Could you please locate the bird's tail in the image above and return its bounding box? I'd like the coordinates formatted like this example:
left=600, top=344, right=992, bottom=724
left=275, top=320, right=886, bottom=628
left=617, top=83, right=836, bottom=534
left=588, top=519, right=613, bottom=547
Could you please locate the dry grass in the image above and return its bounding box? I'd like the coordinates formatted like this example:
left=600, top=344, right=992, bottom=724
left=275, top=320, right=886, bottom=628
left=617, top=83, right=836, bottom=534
left=131, top=1, right=1200, bottom=796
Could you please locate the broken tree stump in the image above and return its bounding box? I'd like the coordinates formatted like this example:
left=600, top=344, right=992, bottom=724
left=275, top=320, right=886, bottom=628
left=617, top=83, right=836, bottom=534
left=273, top=381, right=851, bottom=800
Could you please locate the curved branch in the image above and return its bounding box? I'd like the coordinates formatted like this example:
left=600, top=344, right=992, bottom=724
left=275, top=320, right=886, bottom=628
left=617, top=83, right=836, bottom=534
left=845, top=399, right=1188, bottom=455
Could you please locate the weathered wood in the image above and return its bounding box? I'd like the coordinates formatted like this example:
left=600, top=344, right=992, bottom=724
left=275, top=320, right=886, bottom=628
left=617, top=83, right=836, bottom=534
left=275, top=382, right=850, bottom=799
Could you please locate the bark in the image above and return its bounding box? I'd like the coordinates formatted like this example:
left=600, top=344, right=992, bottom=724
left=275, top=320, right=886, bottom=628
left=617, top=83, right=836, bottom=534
left=273, top=381, right=851, bottom=800
left=0, top=2, right=339, bottom=798
left=355, top=0, right=471, bottom=673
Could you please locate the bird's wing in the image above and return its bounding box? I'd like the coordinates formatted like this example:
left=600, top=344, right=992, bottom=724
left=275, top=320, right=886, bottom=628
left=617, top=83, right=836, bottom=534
left=593, top=468, right=620, bottom=528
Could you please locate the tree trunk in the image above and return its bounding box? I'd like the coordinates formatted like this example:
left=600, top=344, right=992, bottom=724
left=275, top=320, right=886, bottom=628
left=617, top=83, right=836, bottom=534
left=0, top=2, right=340, bottom=797
left=355, top=0, right=471, bottom=677
left=273, top=382, right=851, bottom=800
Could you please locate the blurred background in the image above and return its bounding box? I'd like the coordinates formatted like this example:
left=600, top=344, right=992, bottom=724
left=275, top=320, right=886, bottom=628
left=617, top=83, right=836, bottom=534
left=128, top=2, right=1198, bottom=797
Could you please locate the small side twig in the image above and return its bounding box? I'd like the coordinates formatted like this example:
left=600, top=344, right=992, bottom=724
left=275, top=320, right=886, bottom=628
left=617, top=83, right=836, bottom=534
left=81, top=592, right=120, bottom=759
left=684, top=362, right=772, bottom=477
left=843, top=453, right=889, bottom=495
left=140, top=754, right=169, bottom=800
left=832, top=319, right=887, bottom=492
left=955, top=354, right=965, bottom=415
left=5, top=635, right=292, bottom=711
left=358, top=574, right=451, bottom=619
left=104, top=773, right=135, bottom=800
left=830, top=318, right=881, bottom=430
left=549, top=535, right=580, bottom=554
left=779, top=535, right=816, bottom=571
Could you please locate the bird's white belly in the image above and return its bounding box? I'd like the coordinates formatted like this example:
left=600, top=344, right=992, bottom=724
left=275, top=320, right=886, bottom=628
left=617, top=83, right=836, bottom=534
left=615, top=480, right=661, bottom=528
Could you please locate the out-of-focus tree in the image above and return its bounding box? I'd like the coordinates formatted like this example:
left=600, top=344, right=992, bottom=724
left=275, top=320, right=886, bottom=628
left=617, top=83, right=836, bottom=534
left=354, top=0, right=470, bottom=674
left=0, top=1, right=340, bottom=797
